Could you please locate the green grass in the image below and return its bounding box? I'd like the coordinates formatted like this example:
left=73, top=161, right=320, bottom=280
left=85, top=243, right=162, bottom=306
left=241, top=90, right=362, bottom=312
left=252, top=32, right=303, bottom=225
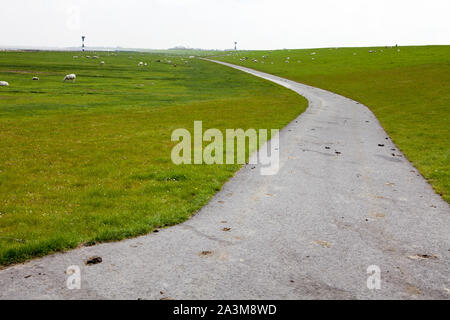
left=0, top=51, right=308, bottom=266
left=214, top=45, right=450, bottom=202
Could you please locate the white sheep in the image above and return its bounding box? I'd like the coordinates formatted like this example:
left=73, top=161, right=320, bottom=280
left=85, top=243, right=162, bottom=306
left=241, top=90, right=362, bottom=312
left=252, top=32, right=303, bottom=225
left=32, top=77, right=39, bottom=81
left=189, top=56, right=195, bottom=59
left=100, top=61, right=105, bottom=66
left=63, top=74, right=76, bottom=83
left=0, top=81, right=9, bottom=86
left=73, top=56, right=78, bottom=59
left=138, top=62, right=144, bottom=66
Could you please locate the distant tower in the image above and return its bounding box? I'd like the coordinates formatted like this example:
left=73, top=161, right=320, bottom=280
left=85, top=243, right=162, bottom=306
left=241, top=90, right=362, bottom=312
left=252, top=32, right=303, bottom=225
left=82, top=36, right=86, bottom=51
left=234, top=42, right=237, bottom=50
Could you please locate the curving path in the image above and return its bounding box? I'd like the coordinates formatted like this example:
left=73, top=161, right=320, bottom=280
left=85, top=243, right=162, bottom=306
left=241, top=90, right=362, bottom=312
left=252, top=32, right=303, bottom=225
left=0, top=60, right=448, bottom=300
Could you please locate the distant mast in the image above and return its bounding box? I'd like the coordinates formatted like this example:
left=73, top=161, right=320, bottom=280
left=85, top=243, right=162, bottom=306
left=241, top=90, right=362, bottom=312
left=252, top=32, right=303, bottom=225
left=234, top=42, right=237, bottom=51
left=82, top=36, right=86, bottom=51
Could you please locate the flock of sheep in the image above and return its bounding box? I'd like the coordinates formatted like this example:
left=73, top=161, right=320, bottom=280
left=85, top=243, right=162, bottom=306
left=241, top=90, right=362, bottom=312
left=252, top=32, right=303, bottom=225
left=233, top=46, right=402, bottom=66
left=0, top=73, right=77, bottom=86
left=1, top=48, right=403, bottom=88
left=0, top=74, right=76, bottom=86
left=0, top=53, right=194, bottom=87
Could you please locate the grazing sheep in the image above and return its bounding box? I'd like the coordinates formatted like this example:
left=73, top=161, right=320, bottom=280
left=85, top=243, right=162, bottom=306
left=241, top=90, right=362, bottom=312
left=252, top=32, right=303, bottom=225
left=32, top=77, right=39, bottom=81
left=138, top=62, right=144, bottom=66
left=100, top=61, right=105, bottom=66
left=63, top=74, right=76, bottom=83
left=86, top=56, right=91, bottom=59
left=0, top=81, right=9, bottom=86
left=311, top=52, right=316, bottom=55
left=144, top=63, right=148, bottom=66
left=93, top=56, right=99, bottom=59
left=189, top=56, right=195, bottom=59
left=73, top=56, right=78, bottom=59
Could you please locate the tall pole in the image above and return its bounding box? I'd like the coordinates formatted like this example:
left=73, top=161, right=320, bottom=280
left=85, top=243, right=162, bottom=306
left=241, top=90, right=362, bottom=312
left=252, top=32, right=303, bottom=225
left=82, top=36, right=86, bottom=52
left=234, top=42, right=237, bottom=51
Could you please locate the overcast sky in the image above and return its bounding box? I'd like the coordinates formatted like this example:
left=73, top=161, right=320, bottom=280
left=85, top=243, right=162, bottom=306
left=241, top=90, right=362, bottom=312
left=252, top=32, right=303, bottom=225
left=1, top=0, right=449, bottom=50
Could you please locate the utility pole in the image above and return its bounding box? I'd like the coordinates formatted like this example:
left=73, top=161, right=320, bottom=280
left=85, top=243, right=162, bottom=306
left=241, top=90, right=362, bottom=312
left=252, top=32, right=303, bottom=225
left=82, top=36, right=86, bottom=51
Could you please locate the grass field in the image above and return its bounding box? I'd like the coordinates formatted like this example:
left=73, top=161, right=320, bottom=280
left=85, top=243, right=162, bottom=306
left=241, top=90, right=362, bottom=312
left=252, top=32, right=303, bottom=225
left=0, top=51, right=308, bottom=266
left=214, top=46, right=450, bottom=203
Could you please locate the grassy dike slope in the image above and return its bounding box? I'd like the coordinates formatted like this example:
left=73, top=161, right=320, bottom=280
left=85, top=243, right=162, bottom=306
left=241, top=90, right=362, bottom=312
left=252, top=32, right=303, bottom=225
left=0, top=51, right=307, bottom=266
left=214, top=46, right=450, bottom=202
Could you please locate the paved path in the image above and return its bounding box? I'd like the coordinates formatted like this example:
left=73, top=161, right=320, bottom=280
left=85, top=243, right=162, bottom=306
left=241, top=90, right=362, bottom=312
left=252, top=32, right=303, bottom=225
left=1, top=60, right=448, bottom=300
